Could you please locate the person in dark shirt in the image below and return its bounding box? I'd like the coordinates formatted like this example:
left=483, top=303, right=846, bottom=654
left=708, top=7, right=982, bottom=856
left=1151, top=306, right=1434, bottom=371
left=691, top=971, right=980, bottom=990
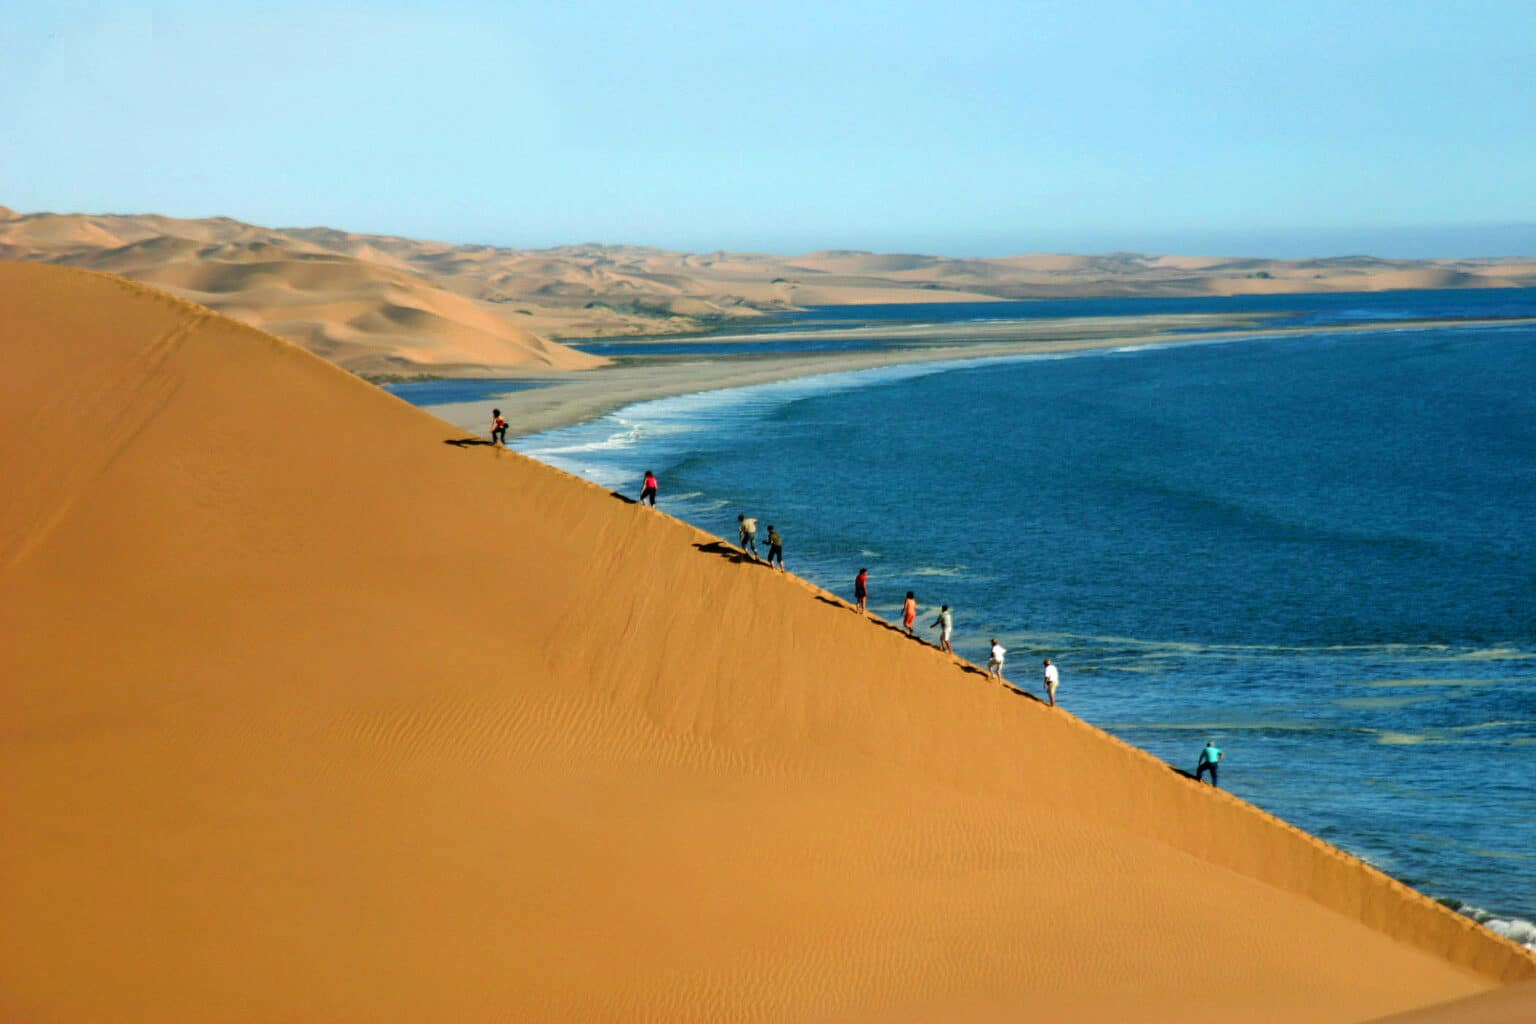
left=766, top=525, right=784, bottom=570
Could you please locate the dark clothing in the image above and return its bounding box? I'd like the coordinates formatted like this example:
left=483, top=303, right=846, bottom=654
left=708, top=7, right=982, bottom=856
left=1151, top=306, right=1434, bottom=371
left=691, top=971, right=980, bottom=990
left=768, top=543, right=783, bottom=563
left=1196, top=762, right=1218, bottom=787
left=640, top=486, right=657, bottom=507
left=491, top=426, right=507, bottom=445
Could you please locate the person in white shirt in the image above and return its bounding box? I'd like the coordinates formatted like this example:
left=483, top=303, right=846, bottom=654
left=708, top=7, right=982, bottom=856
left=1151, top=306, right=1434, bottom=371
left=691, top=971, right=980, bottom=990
left=736, top=514, right=759, bottom=559
left=1043, top=658, right=1059, bottom=707
left=931, top=605, right=954, bottom=653
left=987, top=639, right=1006, bottom=681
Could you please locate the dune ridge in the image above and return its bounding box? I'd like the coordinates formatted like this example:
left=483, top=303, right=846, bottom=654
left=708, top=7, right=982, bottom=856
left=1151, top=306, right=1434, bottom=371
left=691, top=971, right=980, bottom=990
left=4, top=207, right=1535, bottom=379
left=2, top=262, right=1532, bottom=1022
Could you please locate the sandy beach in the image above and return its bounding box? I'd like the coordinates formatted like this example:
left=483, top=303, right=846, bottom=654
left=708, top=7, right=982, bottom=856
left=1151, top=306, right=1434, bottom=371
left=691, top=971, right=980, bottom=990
left=423, top=312, right=1536, bottom=439
left=4, top=262, right=1533, bottom=1021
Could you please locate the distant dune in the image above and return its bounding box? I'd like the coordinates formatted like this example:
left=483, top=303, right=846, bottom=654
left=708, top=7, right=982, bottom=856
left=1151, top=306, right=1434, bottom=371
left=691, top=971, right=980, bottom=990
left=0, top=211, right=604, bottom=377
left=3, top=206, right=1534, bottom=378
left=2, top=262, right=1532, bottom=1021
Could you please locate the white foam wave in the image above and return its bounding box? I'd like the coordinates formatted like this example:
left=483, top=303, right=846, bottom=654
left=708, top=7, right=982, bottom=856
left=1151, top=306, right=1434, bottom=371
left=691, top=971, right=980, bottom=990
left=1451, top=903, right=1536, bottom=952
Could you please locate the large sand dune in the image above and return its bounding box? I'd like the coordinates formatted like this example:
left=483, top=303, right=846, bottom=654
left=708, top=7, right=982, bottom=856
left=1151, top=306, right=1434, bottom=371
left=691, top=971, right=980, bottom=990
left=2, top=263, right=1533, bottom=1021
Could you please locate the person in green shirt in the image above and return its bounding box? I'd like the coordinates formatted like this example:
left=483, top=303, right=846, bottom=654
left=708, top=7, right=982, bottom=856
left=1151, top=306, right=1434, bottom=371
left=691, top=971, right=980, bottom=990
left=1196, top=741, right=1223, bottom=787
left=766, top=525, right=784, bottom=570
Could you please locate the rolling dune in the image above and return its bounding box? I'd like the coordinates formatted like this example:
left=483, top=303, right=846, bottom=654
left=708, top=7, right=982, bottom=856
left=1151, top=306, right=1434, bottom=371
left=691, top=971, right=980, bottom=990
left=5, top=209, right=1535, bottom=377
left=2, top=262, right=1532, bottom=1021
left=0, top=212, right=603, bottom=376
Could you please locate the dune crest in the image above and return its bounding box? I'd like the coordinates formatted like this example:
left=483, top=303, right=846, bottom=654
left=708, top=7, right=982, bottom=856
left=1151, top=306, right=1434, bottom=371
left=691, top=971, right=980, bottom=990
left=2, top=263, right=1532, bottom=1021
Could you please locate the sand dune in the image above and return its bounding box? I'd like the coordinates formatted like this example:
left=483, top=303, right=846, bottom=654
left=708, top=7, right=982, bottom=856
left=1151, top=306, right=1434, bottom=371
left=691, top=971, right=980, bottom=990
left=1366, top=982, right=1536, bottom=1022
left=2, top=262, right=1531, bottom=1021
left=0, top=212, right=603, bottom=376
left=5, top=208, right=1534, bottom=378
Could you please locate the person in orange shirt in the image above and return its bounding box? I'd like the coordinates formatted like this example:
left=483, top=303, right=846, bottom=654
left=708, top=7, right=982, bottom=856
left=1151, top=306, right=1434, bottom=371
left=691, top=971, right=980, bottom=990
left=902, top=592, right=917, bottom=635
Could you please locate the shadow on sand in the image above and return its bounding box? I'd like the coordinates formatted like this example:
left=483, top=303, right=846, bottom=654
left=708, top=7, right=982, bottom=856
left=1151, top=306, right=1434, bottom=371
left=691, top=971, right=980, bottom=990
left=1001, top=683, right=1046, bottom=705
left=444, top=437, right=496, bottom=448
left=693, top=540, right=758, bottom=565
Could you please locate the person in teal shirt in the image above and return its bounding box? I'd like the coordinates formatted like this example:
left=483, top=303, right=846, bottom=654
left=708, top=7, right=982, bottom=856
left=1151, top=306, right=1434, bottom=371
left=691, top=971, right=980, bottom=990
left=1196, top=741, right=1223, bottom=787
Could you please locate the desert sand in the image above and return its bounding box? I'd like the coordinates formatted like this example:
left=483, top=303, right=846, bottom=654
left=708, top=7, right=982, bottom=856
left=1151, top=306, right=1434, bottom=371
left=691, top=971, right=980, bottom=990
left=3, top=263, right=1533, bottom=1022
left=1365, top=982, right=1536, bottom=1023
left=4, top=205, right=1535, bottom=378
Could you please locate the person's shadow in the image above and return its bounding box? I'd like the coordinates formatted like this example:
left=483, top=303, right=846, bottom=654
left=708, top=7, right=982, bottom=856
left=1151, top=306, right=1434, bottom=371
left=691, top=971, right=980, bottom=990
left=444, top=437, right=495, bottom=448
left=694, top=540, right=753, bottom=564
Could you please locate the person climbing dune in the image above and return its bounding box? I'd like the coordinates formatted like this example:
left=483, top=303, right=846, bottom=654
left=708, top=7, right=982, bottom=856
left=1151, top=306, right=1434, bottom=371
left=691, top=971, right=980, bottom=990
left=737, top=514, right=760, bottom=559
left=766, top=525, right=784, bottom=570
left=932, top=605, right=953, bottom=653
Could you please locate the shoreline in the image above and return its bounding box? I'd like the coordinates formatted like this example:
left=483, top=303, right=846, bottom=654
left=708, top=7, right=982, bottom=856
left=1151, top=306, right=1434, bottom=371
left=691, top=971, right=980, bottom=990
left=422, top=312, right=1536, bottom=440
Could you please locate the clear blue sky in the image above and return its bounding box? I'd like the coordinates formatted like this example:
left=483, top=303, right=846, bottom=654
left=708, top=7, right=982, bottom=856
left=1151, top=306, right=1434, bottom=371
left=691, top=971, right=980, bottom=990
left=3, top=0, right=1533, bottom=257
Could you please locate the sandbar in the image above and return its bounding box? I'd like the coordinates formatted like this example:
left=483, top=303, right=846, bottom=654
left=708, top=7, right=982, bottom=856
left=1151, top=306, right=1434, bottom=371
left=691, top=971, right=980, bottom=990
left=422, top=311, right=1536, bottom=438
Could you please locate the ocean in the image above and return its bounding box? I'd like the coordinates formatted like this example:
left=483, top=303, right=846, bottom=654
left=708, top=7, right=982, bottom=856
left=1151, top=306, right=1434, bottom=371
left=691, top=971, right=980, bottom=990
left=404, top=289, right=1536, bottom=945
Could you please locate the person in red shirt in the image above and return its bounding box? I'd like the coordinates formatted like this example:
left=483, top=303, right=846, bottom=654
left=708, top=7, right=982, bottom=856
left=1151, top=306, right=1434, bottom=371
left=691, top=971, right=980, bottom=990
left=640, top=470, right=658, bottom=507
left=854, top=568, right=869, bottom=613
left=490, top=408, right=508, bottom=446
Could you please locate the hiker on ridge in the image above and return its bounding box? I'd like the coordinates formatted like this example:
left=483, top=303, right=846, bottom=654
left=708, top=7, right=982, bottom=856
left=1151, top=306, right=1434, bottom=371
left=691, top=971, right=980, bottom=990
left=766, top=525, right=785, bottom=570
left=737, top=514, right=760, bottom=559
left=1196, top=740, right=1223, bottom=787
left=932, top=605, right=954, bottom=653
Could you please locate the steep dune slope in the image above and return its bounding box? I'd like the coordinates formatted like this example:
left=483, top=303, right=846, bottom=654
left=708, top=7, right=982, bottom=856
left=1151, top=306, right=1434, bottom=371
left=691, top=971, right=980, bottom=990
left=1, top=264, right=1531, bottom=1022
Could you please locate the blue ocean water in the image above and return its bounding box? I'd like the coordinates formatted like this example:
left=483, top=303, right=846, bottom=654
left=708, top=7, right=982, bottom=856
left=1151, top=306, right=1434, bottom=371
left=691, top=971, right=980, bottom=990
left=487, top=294, right=1536, bottom=941
left=382, top=378, right=547, bottom=405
